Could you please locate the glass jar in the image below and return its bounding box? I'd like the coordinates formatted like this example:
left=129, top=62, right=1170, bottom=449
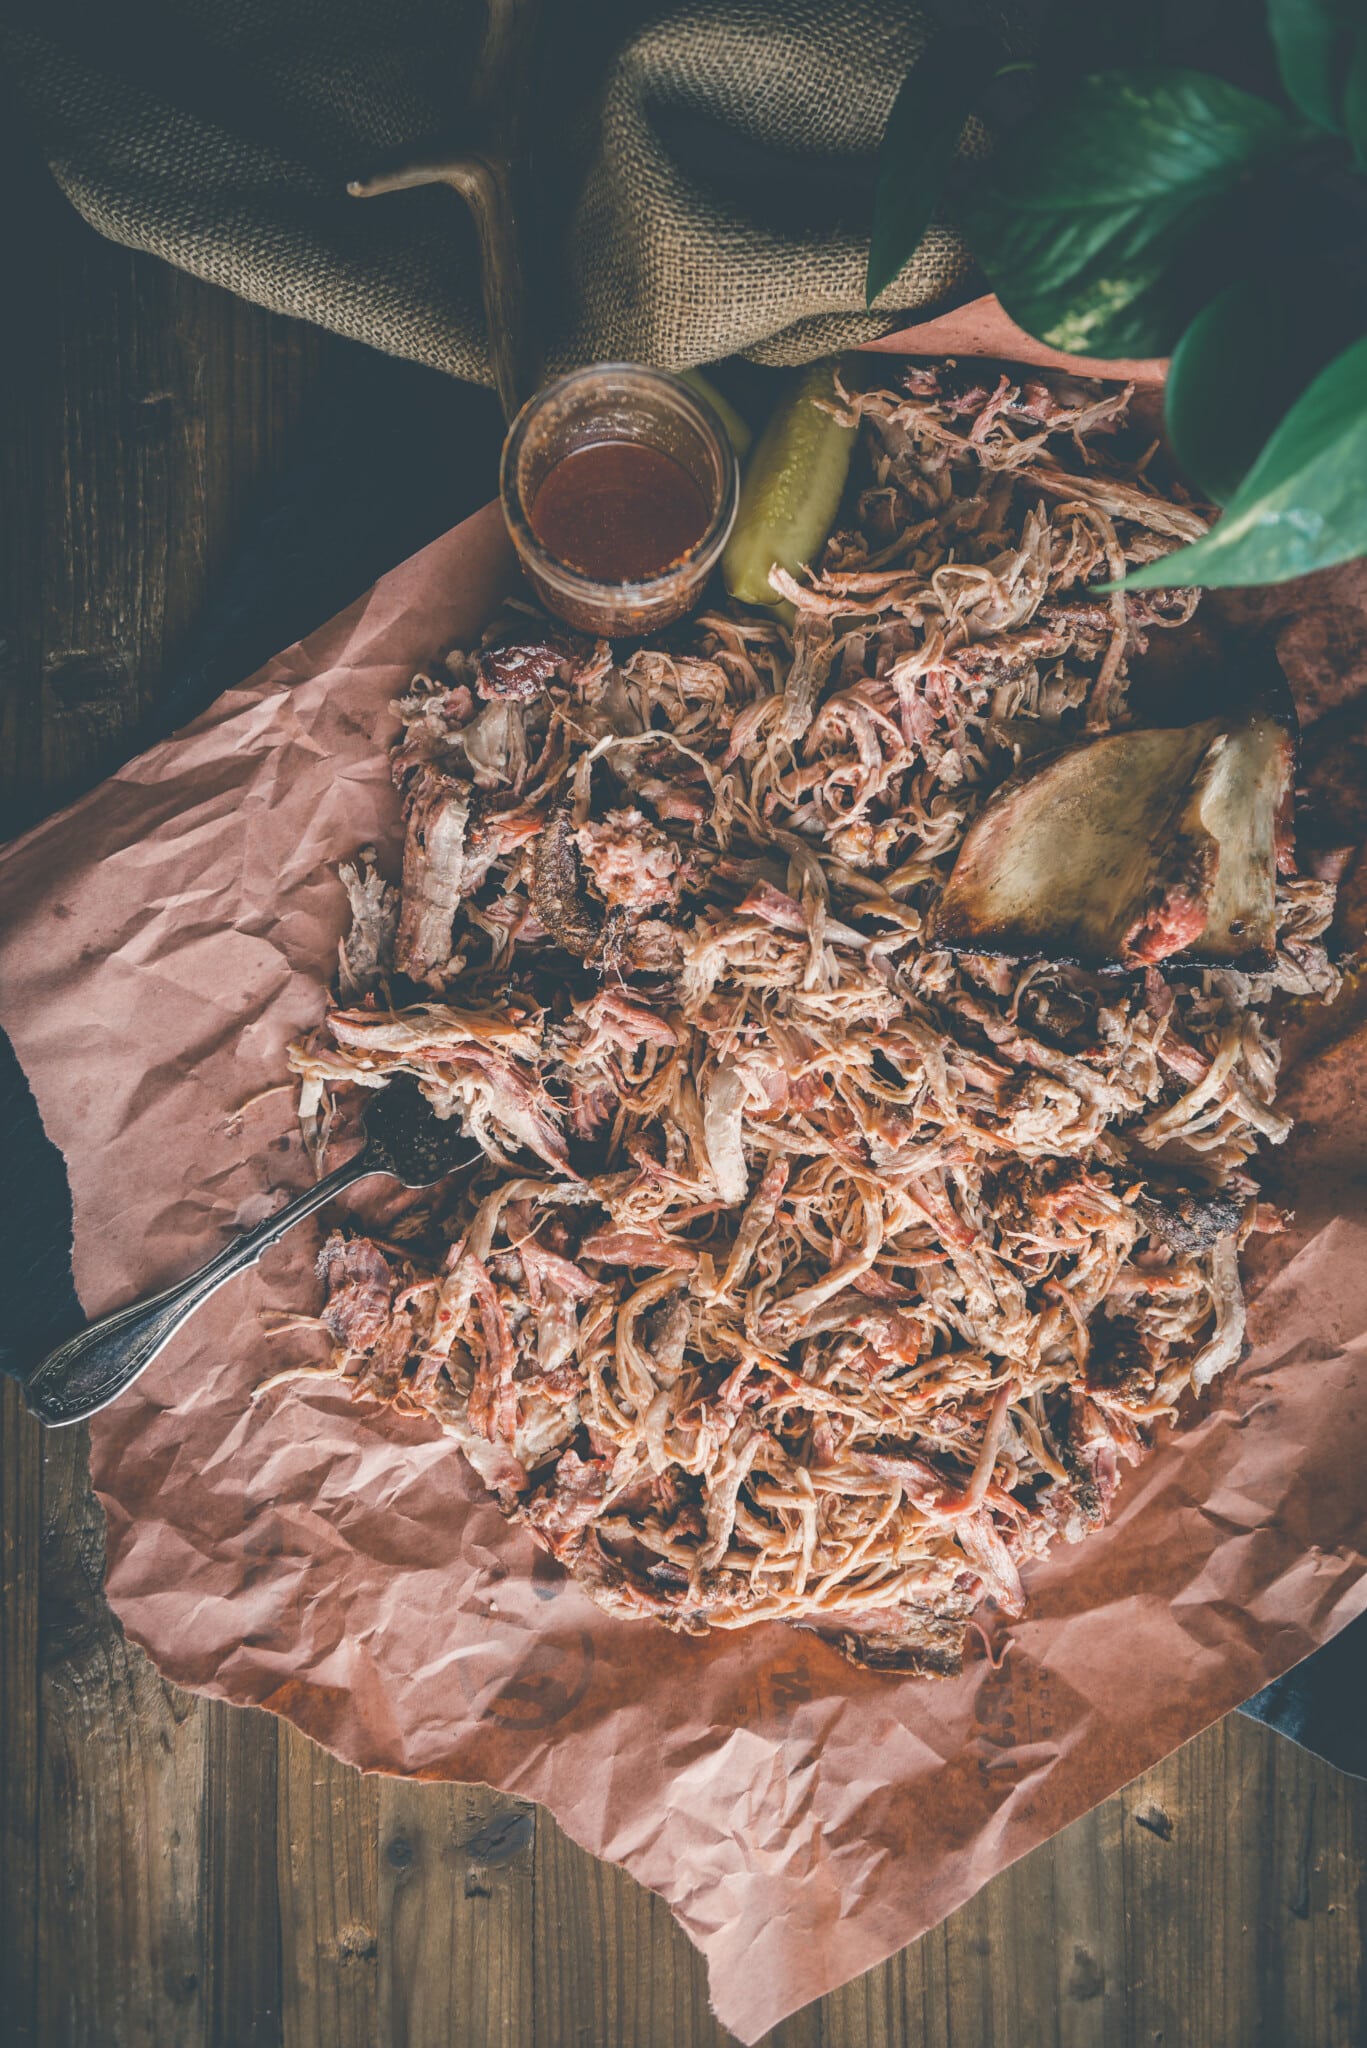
left=499, top=363, right=739, bottom=637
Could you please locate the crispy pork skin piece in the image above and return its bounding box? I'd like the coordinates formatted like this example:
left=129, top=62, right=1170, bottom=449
left=934, top=706, right=1294, bottom=972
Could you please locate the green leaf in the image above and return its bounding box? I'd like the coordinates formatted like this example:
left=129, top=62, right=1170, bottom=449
left=1267, top=0, right=1356, bottom=134
left=1165, top=272, right=1358, bottom=504
left=958, top=68, right=1292, bottom=358
left=1114, top=334, right=1367, bottom=589
left=866, top=31, right=998, bottom=306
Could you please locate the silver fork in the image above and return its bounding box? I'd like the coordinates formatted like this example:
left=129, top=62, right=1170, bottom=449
left=23, top=1082, right=480, bottom=1427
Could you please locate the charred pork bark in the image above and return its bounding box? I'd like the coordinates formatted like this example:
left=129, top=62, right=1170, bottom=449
left=934, top=704, right=1295, bottom=972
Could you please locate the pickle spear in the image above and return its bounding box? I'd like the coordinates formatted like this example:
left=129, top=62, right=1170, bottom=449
left=723, top=359, right=856, bottom=608
left=681, top=368, right=753, bottom=460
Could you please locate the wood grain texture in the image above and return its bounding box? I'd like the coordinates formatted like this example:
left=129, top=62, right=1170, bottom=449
left=531, top=1805, right=780, bottom=2048
left=0, top=1378, right=41, bottom=2048
left=1, top=134, right=1365, bottom=2048
left=379, top=1782, right=535, bottom=2048
left=205, top=1704, right=282, bottom=2047
left=35, top=1422, right=207, bottom=2048
left=278, top=1723, right=379, bottom=2048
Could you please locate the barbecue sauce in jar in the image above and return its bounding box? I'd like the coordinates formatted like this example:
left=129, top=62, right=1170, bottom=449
left=501, top=365, right=739, bottom=634
left=528, top=440, right=709, bottom=584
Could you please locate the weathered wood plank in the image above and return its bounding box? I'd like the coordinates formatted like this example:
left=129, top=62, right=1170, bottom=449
left=532, top=1802, right=825, bottom=2048
left=1118, top=1721, right=1258, bottom=2048
left=378, top=1780, right=536, bottom=2048
left=2, top=131, right=324, bottom=2048
left=21, top=196, right=214, bottom=2048
left=1258, top=1724, right=1366, bottom=2048
left=277, top=1722, right=379, bottom=2048
left=0, top=1384, right=41, bottom=2048
left=36, top=1427, right=208, bottom=2048
left=1113, top=1714, right=1366, bottom=2048
left=1045, top=1797, right=1129, bottom=2045
left=817, top=1716, right=1367, bottom=2048
left=534, top=1807, right=719, bottom=2048
left=203, top=1703, right=282, bottom=2048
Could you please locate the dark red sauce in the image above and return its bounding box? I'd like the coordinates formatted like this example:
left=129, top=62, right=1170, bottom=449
left=529, top=439, right=709, bottom=583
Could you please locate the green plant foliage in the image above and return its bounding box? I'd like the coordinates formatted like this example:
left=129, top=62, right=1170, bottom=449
left=1267, top=0, right=1359, bottom=133
left=1164, top=271, right=1358, bottom=504
left=1113, top=333, right=1367, bottom=587
left=957, top=68, right=1292, bottom=358
left=865, top=0, right=1367, bottom=588
left=866, top=31, right=997, bottom=306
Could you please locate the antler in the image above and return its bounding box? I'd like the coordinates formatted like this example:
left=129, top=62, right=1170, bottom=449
left=347, top=0, right=541, bottom=420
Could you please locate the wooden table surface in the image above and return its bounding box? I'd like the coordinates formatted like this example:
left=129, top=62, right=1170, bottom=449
left=2, top=148, right=1365, bottom=2048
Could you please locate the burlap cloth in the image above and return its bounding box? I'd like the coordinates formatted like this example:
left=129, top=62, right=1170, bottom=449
left=2, top=0, right=994, bottom=380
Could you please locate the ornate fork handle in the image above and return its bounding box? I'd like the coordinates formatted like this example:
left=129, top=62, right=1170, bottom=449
left=24, top=1156, right=370, bottom=1428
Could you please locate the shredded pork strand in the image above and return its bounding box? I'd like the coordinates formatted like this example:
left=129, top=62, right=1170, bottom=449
left=276, top=366, right=1338, bottom=1677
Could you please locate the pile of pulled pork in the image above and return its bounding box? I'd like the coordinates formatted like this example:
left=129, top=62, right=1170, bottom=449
left=274, top=367, right=1338, bottom=1675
